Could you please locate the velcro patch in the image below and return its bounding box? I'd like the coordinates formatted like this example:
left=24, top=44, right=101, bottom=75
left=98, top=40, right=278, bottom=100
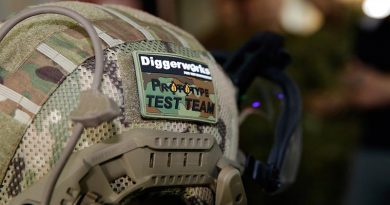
left=133, top=52, right=217, bottom=123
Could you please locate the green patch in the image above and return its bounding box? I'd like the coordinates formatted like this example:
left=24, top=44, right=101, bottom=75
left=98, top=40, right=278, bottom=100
left=0, top=67, right=8, bottom=78
left=45, top=34, right=90, bottom=63
left=22, top=91, right=32, bottom=100
left=133, top=51, right=217, bottom=123
left=23, top=170, right=36, bottom=187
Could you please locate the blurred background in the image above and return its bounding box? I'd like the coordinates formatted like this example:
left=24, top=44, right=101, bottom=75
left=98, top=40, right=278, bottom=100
left=1, top=0, right=390, bottom=205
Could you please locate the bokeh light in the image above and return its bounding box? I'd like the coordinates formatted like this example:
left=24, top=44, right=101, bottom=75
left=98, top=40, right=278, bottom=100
left=280, top=0, right=323, bottom=36
left=362, top=0, right=390, bottom=19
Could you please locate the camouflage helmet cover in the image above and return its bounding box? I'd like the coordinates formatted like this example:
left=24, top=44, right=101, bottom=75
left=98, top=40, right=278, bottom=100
left=0, top=1, right=240, bottom=204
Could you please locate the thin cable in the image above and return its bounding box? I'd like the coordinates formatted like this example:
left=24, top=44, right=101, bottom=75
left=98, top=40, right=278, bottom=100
left=0, top=6, right=105, bottom=205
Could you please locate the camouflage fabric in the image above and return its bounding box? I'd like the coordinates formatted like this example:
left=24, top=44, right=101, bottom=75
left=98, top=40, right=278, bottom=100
left=0, top=1, right=114, bottom=73
left=0, top=2, right=239, bottom=204
left=105, top=4, right=205, bottom=50
left=0, top=113, right=26, bottom=188
left=0, top=3, right=209, bottom=125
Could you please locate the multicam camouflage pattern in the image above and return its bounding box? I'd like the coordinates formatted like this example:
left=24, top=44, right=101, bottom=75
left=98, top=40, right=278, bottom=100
left=0, top=2, right=239, bottom=204
left=0, top=3, right=204, bottom=132
left=107, top=4, right=206, bottom=50
left=0, top=50, right=63, bottom=122
left=0, top=48, right=123, bottom=203
left=0, top=1, right=115, bottom=73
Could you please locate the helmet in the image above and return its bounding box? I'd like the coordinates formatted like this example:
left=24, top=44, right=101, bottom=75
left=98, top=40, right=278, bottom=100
left=0, top=2, right=301, bottom=205
left=0, top=2, right=243, bottom=204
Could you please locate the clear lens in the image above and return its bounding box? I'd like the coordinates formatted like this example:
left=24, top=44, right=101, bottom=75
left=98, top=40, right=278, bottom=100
left=279, top=127, right=302, bottom=189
